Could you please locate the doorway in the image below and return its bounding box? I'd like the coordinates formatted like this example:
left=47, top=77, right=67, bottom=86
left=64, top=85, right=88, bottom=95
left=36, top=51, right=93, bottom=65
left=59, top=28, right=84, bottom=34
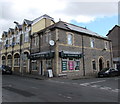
left=99, top=58, right=103, bottom=71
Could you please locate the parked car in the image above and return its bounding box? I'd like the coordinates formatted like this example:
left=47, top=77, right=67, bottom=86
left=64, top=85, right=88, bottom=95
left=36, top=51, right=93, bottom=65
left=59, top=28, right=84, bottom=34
left=98, top=68, right=119, bottom=78
left=0, top=65, right=12, bottom=75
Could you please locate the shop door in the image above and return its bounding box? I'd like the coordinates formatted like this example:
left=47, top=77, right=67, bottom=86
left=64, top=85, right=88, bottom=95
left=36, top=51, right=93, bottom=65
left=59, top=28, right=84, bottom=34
left=39, top=61, right=43, bottom=75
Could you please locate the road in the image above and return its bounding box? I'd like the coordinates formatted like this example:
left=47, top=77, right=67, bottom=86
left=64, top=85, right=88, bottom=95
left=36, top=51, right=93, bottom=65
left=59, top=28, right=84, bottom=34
left=2, top=75, right=120, bottom=103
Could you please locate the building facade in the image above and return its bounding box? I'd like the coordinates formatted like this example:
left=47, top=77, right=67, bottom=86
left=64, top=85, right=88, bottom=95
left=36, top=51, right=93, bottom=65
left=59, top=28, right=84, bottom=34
left=107, top=25, right=120, bottom=69
left=0, top=14, right=55, bottom=74
left=29, top=21, right=113, bottom=78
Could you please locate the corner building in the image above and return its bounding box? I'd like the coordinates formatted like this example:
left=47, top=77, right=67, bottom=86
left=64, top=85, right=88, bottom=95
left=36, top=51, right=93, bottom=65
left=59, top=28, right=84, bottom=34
left=30, top=21, right=113, bottom=78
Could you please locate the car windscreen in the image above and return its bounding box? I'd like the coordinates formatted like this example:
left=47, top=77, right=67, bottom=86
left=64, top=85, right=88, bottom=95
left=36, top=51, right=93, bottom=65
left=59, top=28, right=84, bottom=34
left=100, top=68, right=109, bottom=72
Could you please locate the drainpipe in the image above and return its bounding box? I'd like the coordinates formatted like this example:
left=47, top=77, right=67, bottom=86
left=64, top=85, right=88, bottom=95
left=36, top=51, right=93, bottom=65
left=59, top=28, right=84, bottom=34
left=82, top=35, right=85, bottom=76
left=109, top=41, right=113, bottom=68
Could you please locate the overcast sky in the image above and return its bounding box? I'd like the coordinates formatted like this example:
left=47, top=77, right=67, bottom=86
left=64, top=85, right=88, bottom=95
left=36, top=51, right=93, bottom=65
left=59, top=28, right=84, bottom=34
left=0, top=0, right=119, bottom=39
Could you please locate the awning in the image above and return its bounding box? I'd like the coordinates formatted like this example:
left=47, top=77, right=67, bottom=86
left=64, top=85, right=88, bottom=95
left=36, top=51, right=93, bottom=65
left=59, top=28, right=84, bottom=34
left=59, top=51, right=83, bottom=58
left=29, top=52, right=54, bottom=60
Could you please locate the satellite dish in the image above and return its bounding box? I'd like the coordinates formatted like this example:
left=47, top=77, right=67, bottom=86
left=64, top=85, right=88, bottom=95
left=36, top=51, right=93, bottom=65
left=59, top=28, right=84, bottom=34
left=49, top=40, right=55, bottom=46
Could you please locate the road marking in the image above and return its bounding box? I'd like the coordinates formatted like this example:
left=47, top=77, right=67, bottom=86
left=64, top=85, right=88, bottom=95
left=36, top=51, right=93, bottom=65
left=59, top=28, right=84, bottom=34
left=111, top=89, right=119, bottom=93
left=80, top=80, right=106, bottom=86
left=91, top=85, right=101, bottom=88
left=100, top=87, right=112, bottom=90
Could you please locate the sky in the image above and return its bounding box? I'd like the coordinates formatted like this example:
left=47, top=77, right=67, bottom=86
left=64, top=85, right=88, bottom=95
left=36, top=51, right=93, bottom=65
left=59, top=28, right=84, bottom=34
left=0, top=0, right=119, bottom=39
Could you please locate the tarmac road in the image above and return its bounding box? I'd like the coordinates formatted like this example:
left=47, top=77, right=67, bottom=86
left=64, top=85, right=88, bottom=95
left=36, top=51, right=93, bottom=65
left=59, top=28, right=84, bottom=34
left=2, top=75, right=119, bottom=103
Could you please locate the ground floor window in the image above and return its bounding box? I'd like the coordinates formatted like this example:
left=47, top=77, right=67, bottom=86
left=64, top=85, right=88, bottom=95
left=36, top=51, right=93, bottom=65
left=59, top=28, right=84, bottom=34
left=14, top=58, right=20, bottom=66
left=46, top=59, right=52, bottom=69
left=61, top=58, right=80, bottom=71
left=7, top=59, right=12, bottom=67
left=92, top=60, right=96, bottom=70
left=2, top=60, right=6, bottom=65
left=31, top=60, right=37, bottom=70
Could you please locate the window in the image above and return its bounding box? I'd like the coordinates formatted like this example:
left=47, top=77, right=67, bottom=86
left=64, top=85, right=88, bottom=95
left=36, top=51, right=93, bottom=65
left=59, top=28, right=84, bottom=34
left=24, top=32, right=29, bottom=42
left=32, top=61, right=37, bottom=70
left=75, top=61, right=80, bottom=70
left=45, top=32, right=51, bottom=43
left=10, top=38, right=12, bottom=45
left=92, top=60, right=96, bottom=70
left=46, top=59, right=52, bottom=68
left=105, top=41, right=108, bottom=50
left=7, top=59, right=12, bottom=66
left=67, top=33, right=73, bottom=45
left=2, top=60, right=6, bottom=65
left=34, top=36, right=39, bottom=46
left=61, top=59, right=80, bottom=71
left=15, top=35, right=20, bottom=44
left=14, top=58, right=20, bottom=66
left=90, top=38, right=95, bottom=48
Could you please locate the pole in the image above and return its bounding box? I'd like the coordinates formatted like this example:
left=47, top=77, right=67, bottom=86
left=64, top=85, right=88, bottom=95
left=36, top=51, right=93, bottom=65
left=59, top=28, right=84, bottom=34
left=82, top=35, right=85, bottom=76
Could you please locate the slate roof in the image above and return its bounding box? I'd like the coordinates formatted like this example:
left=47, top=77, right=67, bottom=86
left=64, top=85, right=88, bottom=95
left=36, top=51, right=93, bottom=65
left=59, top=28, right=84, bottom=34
left=33, top=14, right=54, bottom=24
left=9, top=28, right=14, bottom=33
left=17, top=25, right=22, bottom=30
left=24, top=19, right=33, bottom=25
left=37, top=21, right=109, bottom=40
left=106, top=25, right=120, bottom=36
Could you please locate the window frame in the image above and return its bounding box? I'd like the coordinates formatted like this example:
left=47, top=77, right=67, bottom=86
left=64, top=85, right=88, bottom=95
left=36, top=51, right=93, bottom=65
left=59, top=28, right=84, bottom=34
left=67, top=33, right=74, bottom=45
left=90, top=38, right=95, bottom=48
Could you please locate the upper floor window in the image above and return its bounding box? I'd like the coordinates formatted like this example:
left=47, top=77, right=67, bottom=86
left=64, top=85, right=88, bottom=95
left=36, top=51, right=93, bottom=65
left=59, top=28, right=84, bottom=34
left=45, top=32, right=51, bottom=43
left=34, top=36, right=39, bottom=47
left=104, top=41, right=109, bottom=50
left=90, top=38, right=95, bottom=48
left=67, top=33, right=73, bottom=45
left=24, top=32, right=29, bottom=42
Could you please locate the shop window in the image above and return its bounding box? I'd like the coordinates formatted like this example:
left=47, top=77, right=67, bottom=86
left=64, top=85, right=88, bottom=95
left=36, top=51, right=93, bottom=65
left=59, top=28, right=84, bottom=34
left=75, top=61, right=80, bottom=70
left=61, top=59, right=80, bottom=71
left=46, top=59, right=52, bottom=68
left=62, top=60, right=67, bottom=71
left=32, top=61, right=37, bottom=70
left=92, top=60, right=96, bottom=70
left=67, top=33, right=73, bottom=45
left=68, top=61, right=74, bottom=70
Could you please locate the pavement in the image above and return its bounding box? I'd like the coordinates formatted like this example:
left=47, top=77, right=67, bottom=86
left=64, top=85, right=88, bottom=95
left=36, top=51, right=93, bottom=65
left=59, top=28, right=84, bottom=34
left=12, top=72, right=96, bottom=80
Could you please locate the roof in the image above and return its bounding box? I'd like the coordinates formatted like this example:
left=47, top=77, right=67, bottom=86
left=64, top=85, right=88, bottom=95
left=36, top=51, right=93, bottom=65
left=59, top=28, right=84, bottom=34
left=32, top=14, right=54, bottom=25
left=17, top=25, right=22, bottom=30
left=106, top=25, right=120, bottom=36
left=3, top=31, right=7, bottom=35
left=24, top=19, right=33, bottom=25
left=37, top=21, right=110, bottom=40
left=9, top=28, right=14, bottom=33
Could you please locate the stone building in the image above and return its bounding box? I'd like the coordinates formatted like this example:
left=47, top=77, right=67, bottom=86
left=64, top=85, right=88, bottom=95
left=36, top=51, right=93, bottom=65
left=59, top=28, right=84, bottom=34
left=0, top=14, right=54, bottom=74
left=29, top=21, right=113, bottom=78
left=107, top=25, right=120, bottom=69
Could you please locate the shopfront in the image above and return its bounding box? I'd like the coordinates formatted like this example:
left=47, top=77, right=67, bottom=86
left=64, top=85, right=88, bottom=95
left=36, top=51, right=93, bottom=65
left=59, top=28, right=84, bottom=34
left=29, top=52, right=54, bottom=75
left=59, top=51, right=83, bottom=72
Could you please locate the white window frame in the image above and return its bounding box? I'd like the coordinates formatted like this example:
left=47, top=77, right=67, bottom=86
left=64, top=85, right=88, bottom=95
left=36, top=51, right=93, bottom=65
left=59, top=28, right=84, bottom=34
left=90, top=38, right=95, bottom=48
left=67, top=33, right=73, bottom=45
left=104, top=41, right=108, bottom=50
